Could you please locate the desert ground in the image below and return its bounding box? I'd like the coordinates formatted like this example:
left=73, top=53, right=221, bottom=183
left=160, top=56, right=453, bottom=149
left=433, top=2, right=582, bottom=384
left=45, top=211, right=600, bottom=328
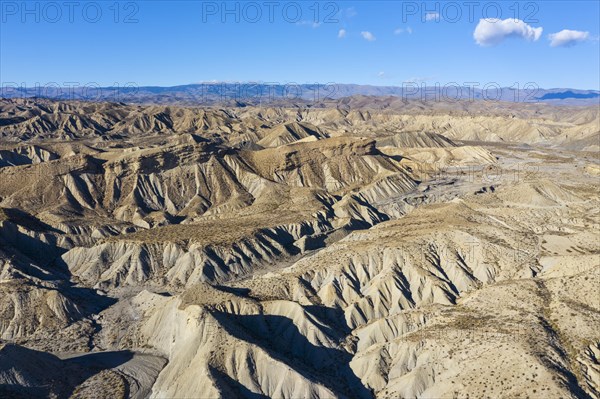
left=0, top=97, right=598, bottom=398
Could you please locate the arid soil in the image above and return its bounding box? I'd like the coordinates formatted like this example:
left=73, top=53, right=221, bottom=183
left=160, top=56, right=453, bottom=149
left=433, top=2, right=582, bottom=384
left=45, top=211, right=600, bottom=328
left=0, top=98, right=598, bottom=398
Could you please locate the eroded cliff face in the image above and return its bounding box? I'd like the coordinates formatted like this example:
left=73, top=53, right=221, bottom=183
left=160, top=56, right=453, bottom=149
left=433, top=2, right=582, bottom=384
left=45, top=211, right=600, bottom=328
left=0, top=99, right=598, bottom=399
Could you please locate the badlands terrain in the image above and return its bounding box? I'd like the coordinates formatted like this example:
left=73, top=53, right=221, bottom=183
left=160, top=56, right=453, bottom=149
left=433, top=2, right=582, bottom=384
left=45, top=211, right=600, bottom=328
left=0, top=97, right=598, bottom=398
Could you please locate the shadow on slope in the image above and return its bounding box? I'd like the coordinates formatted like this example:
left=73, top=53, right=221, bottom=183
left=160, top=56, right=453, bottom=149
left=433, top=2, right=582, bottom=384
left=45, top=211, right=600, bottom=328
left=212, top=312, right=372, bottom=399
left=209, top=366, right=270, bottom=399
left=0, top=344, right=133, bottom=399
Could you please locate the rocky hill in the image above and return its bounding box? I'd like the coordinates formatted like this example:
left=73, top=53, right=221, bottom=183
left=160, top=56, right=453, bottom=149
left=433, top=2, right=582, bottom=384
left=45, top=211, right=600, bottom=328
left=0, top=98, right=598, bottom=398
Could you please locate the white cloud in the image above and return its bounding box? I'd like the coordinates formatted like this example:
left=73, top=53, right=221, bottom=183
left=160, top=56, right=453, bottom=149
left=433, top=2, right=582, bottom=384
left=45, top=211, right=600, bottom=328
left=378, top=71, right=385, bottom=77
left=394, top=27, right=413, bottom=35
left=338, top=29, right=347, bottom=38
left=425, top=12, right=440, bottom=21
left=296, top=20, right=320, bottom=28
left=548, top=29, right=590, bottom=47
left=361, top=31, right=376, bottom=41
left=473, top=18, right=543, bottom=46
left=403, top=76, right=436, bottom=84
left=345, top=7, right=357, bottom=18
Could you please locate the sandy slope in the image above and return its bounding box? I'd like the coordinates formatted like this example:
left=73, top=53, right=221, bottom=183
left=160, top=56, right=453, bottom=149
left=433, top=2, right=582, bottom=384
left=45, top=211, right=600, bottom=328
left=0, top=99, right=598, bottom=398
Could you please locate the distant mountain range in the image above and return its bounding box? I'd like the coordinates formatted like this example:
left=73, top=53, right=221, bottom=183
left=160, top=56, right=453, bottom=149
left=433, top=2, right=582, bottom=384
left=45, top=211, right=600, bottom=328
left=1, top=83, right=598, bottom=106
left=537, top=90, right=600, bottom=100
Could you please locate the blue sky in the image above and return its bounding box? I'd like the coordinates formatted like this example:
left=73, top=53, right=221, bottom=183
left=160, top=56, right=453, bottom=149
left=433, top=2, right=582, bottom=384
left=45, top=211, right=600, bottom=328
left=1, top=1, right=599, bottom=89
